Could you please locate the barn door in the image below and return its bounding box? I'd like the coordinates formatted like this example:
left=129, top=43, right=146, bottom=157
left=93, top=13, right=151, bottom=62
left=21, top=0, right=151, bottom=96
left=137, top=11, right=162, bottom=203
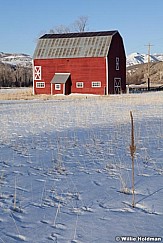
left=114, top=78, right=121, bottom=94
left=64, top=76, right=72, bottom=95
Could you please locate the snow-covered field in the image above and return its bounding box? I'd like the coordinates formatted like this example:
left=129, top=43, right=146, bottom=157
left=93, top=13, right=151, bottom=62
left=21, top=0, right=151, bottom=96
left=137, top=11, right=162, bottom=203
left=0, top=92, right=163, bottom=243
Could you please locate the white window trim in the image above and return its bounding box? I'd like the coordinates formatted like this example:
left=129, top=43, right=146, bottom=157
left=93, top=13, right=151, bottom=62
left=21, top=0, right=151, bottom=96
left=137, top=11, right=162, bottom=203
left=36, top=82, right=45, bottom=88
left=114, top=78, right=121, bottom=94
left=92, top=81, right=101, bottom=88
left=116, top=57, right=120, bottom=71
left=76, top=82, right=84, bottom=88
left=55, top=84, right=61, bottom=90
left=34, top=66, right=42, bottom=80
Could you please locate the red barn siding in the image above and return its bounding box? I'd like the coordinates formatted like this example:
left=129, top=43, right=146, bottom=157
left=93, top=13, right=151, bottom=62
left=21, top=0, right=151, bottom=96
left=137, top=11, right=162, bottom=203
left=34, top=57, right=106, bottom=95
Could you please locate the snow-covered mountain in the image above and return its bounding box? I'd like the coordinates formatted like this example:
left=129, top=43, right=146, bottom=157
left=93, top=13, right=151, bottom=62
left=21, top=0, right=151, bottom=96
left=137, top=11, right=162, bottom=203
left=1, top=51, right=163, bottom=68
left=0, top=52, right=32, bottom=67
left=127, top=52, right=163, bottom=67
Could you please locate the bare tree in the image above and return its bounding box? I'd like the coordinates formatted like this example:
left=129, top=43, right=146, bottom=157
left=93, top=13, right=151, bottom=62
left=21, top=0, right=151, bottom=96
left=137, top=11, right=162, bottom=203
left=0, top=63, right=32, bottom=88
left=73, top=16, right=89, bottom=32
left=50, top=25, right=71, bottom=34
left=49, top=16, right=89, bottom=34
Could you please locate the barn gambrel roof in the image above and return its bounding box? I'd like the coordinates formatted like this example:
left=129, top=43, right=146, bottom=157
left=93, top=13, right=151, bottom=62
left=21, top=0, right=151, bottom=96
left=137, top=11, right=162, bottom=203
left=33, top=30, right=118, bottom=59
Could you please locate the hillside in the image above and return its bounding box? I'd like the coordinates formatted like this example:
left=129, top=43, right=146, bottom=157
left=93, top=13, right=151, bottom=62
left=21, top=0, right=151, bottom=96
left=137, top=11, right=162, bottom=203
left=0, top=52, right=32, bottom=67
left=1, top=51, right=163, bottom=68
left=127, top=61, right=163, bottom=85
left=0, top=52, right=32, bottom=87
left=127, top=52, right=163, bottom=67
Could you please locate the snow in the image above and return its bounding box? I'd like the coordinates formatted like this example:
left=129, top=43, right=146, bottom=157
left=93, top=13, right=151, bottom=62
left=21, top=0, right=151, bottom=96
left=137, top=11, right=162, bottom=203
left=0, top=92, right=163, bottom=242
left=127, top=52, right=163, bottom=66
left=0, top=52, right=32, bottom=67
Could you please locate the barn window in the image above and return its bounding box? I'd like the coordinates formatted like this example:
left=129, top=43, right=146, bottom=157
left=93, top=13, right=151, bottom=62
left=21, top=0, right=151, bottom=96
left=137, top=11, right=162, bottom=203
left=36, top=82, right=45, bottom=88
left=92, top=82, right=101, bottom=87
left=55, top=84, right=61, bottom=90
left=76, top=82, right=84, bottom=88
left=116, top=57, right=120, bottom=70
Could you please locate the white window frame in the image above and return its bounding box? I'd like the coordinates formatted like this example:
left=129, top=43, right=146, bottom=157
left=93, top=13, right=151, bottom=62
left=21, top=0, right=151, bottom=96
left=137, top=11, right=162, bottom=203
left=36, top=82, right=45, bottom=88
left=92, top=81, right=101, bottom=88
left=116, top=57, right=120, bottom=71
left=55, top=84, right=61, bottom=90
left=76, top=82, right=84, bottom=88
left=34, top=66, right=42, bottom=80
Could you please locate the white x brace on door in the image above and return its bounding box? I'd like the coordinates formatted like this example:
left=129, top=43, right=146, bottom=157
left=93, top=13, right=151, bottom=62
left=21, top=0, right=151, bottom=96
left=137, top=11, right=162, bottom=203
left=114, top=78, right=121, bottom=94
left=34, top=66, right=41, bottom=80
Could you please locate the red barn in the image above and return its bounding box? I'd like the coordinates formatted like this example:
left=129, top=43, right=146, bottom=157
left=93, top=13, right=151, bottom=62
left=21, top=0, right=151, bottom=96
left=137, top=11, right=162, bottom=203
left=33, top=30, right=126, bottom=95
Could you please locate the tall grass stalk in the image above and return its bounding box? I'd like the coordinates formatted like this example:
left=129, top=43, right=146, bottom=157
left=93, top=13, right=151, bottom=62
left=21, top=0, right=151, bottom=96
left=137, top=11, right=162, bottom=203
left=53, top=202, right=61, bottom=227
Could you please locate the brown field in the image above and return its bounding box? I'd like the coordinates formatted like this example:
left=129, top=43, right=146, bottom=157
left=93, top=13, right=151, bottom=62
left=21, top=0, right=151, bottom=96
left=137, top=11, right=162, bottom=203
left=0, top=88, right=99, bottom=100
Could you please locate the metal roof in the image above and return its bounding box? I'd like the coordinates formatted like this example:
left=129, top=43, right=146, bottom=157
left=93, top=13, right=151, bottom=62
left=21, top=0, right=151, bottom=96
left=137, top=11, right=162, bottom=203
left=51, top=73, right=70, bottom=84
left=33, top=30, right=118, bottom=59
left=40, top=30, right=117, bottom=39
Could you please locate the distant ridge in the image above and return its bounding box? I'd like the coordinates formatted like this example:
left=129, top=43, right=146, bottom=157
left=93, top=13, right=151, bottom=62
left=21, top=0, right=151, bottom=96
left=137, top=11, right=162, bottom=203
left=127, top=52, right=163, bottom=67
left=0, top=52, right=32, bottom=67
left=0, top=51, right=163, bottom=68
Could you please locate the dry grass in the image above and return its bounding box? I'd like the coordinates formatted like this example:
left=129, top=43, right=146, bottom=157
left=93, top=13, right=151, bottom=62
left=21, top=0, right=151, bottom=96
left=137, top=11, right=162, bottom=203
left=0, top=88, right=99, bottom=101
left=0, top=88, right=34, bottom=100
left=1, top=87, right=163, bottom=102
left=127, top=61, right=163, bottom=85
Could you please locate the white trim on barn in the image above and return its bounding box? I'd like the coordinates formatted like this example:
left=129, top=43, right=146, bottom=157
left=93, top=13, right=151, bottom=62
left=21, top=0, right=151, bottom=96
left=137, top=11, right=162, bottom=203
left=36, top=82, right=45, bottom=88
left=55, top=84, right=61, bottom=90
left=92, top=82, right=101, bottom=87
left=51, top=83, right=53, bottom=95
left=32, top=60, right=35, bottom=95
left=106, top=57, right=109, bottom=95
left=114, top=78, right=121, bottom=94
left=116, top=57, right=120, bottom=70
left=63, top=84, right=65, bottom=95
left=55, top=73, right=71, bottom=75
left=76, top=82, right=84, bottom=88
left=34, top=66, right=42, bottom=80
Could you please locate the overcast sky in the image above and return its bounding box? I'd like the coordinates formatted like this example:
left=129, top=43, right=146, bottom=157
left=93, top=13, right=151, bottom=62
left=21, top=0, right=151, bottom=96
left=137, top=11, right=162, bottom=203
left=1, top=0, right=163, bottom=55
